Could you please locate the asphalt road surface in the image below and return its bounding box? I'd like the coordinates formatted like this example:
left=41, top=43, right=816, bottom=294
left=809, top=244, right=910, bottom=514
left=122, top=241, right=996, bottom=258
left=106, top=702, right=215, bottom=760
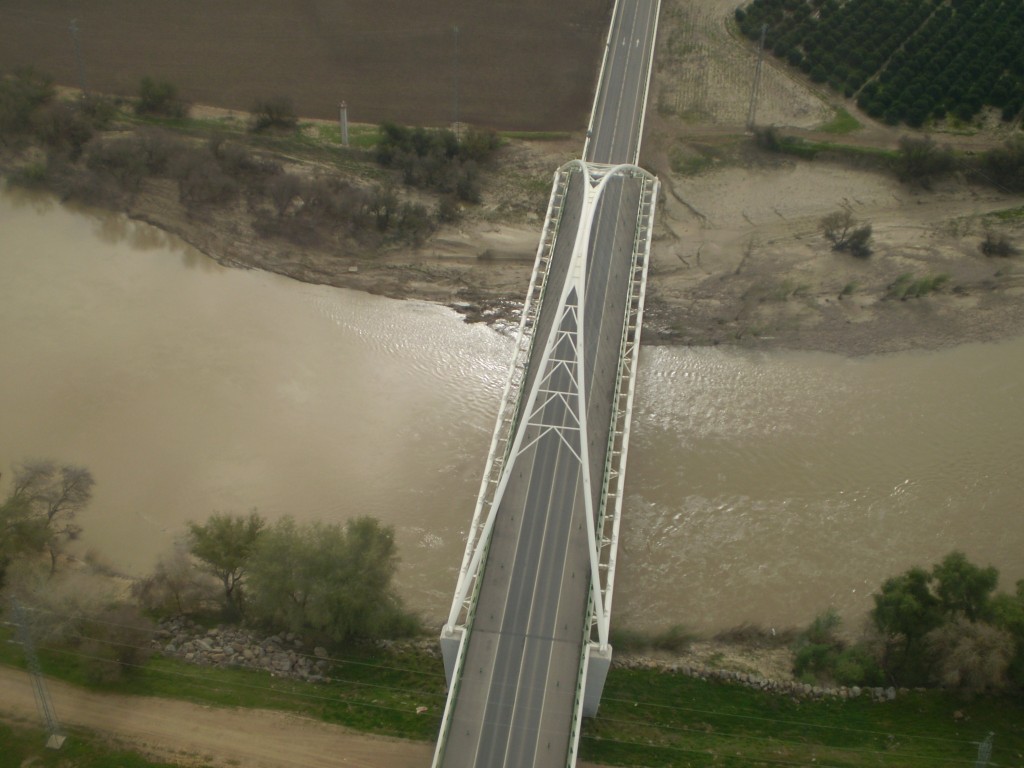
left=435, top=2, right=660, bottom=766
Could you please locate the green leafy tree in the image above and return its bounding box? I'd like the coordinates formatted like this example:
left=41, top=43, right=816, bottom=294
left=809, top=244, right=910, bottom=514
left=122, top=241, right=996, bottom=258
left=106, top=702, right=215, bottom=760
left=991, top=580, right=1024, bottom=689
left=187, top=511, right=265, bottom=619
left=871, top=566, right=943, bottom=684
left=247, top=515, right=417, bottom=642
left=932, top=550, right=998, bottom=621
left=0, top=483, right=47, bottom=586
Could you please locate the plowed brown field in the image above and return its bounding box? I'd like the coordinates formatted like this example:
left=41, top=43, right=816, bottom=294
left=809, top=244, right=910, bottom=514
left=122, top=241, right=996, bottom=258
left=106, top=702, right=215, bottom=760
left=0, top=0, right=610, bottom=131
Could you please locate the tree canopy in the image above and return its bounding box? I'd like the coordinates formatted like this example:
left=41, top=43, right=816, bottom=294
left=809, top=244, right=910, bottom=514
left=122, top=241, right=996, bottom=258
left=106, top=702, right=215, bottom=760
left=187, top=510, right=265, bottom=619
left=246, top=515, right=416, bottom=642
left=1, top=461, right=94, bottom=577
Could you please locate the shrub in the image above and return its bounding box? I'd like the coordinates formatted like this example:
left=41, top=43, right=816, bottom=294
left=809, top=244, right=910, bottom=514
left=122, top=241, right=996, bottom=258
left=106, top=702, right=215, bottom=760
left=29, top=102, right=93, bottom=158
left=7, top=159, right=49, bottom=187
left=887, top=273, right=950, bottom=299
left=77, top=94, right=116, bottom=130
left=820, top=209, right=872, bottom=257
left=78, top=604, right=155, bottom=684
left=85, top=137, right=149, bottom=192
left=136, top=76, right=188, bottom=118
left=394, top=201, right=434, bottom=246
left=210, top=136, right=278, bottom=178
left=436, top=195, right=461, bottom=224
left=0, top=67, right=56, bottom=137
left=136, top=128, right=182, bottom=175
left=266, top=172, right=303, bottom=216
left=133, top=543, right=219, bottom=616
left=250, top=97, right=298, bottom=133
left=982, top=137, right=1024, bottom=192
left=375, top=122, right=497, bottom=202
left=170, top=148, right=238, bottom=205
left=792, top=609, right=882, bottom=686
left=925, top=618, right=1014, bottom=697
left=753, top=126, right=781, bottom=151
left=981, top=232, right=1018, bottom=258
left=894, top=136, right=955, bottom=189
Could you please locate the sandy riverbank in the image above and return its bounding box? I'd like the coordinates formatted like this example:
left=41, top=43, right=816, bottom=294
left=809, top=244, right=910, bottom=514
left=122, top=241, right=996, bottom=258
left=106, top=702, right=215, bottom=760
left=6, top=0, right=1024, bottom=356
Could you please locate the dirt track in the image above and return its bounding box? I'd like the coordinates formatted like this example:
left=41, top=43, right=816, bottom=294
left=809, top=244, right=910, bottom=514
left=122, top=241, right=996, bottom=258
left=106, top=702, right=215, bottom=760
left=0, top=663, right=436, bottom=767
left=0, top=0, right=609, bottom=131
left=1, top=664, right=614, bottom=767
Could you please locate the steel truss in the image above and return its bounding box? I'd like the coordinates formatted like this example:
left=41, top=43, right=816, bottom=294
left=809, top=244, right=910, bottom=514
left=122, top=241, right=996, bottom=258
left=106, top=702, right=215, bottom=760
left=443, top=160, right=658, bottom=652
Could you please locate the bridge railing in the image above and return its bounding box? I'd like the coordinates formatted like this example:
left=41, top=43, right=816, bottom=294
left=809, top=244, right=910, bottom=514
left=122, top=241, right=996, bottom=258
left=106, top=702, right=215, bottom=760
left=591, top=172, right=659, bottom=646
left=442, top=165, right=573, bottom=636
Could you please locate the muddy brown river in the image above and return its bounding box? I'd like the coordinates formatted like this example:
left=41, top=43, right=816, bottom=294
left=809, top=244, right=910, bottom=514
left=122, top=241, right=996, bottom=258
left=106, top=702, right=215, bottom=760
left=2, top=187, right=1022, bottom=634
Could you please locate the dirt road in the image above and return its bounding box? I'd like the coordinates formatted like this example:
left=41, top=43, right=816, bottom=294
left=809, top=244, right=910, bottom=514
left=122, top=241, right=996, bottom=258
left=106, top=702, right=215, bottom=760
left=0, top=665, right=611, bottom=767
left=0, top=664, right=434, bottom=767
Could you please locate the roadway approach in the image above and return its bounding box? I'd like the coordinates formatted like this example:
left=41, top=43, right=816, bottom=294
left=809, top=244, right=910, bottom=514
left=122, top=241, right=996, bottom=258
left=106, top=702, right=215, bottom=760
left=432, top=2, right=662, bottom=766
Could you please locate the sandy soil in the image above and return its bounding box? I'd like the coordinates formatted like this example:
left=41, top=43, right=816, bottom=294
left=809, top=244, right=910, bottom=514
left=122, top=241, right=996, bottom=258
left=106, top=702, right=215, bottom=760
left=638, top=0, right=1024, bottom=354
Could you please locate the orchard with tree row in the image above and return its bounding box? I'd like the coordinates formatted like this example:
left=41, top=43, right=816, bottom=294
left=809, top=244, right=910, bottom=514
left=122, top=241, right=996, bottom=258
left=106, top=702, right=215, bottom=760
left=736, top=0, right=1024, bottom=127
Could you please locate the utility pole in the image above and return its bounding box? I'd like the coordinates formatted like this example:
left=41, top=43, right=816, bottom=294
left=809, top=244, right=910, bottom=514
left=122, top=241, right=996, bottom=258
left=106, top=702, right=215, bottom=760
left=9, top=598, right=65, bottom=749
left=452, top=25, right=460, bottom=137
left=68, top=19, right=88, bottom=94
left=338, top=101, right=349, bottom=147
left=746, top=23, right=767, bottom=131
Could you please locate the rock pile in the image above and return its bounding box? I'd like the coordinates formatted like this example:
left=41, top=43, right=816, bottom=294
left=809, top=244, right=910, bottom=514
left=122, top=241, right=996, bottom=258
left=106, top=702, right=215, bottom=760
left=152, top=618, right=332, bottom=682
left=614, top=655, right=906, bottom=701
left=152, top=619, right=905, bottom=703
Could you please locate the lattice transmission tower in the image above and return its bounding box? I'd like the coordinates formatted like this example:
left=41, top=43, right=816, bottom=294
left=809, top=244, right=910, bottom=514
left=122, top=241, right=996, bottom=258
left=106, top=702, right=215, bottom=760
left=9, top=598, right=66, bottom=749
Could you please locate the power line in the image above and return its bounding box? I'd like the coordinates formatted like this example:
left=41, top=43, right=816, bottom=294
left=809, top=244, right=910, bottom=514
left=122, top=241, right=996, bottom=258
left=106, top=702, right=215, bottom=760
left=8, top=606, right=1007, bottom=756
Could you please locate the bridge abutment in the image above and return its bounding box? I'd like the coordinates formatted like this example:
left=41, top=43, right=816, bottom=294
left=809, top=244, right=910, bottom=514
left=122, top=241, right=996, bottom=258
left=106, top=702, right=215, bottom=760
left=582, top=643, right=613, bottom=717
left=440, top=626, right=464, bottom=686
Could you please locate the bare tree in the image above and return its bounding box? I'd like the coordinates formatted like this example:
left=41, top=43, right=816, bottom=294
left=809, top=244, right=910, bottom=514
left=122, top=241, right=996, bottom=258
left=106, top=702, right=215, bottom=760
left=7, top=461, right=94, bottom=573
left=133, top=542, right=218, bottom=616
left=925, top=618, right=1014, bottom=697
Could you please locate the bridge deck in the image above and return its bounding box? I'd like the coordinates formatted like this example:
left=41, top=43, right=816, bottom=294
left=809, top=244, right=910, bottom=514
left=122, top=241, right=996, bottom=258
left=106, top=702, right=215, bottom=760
left=434, top=2, right=661, bottom=766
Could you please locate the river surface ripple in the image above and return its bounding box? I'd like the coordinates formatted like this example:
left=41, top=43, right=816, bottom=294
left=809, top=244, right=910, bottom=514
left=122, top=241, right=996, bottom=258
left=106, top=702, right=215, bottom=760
left=2, top=188, right=1021, bottom=633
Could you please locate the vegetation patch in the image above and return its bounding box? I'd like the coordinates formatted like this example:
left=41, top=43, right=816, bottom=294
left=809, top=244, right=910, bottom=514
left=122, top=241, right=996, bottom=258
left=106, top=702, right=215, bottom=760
left=817, top=107, right=861, bottom=134
left=887, top=272, right=951, bottom=299
left=581, top=667, right=1022, bottom=767
left=0, top=721, right=193, bottom=768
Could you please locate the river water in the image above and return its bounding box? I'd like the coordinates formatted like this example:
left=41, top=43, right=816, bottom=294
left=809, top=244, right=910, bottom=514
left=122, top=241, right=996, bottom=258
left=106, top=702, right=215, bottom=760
left=2, top=187, right=1022, bottom=634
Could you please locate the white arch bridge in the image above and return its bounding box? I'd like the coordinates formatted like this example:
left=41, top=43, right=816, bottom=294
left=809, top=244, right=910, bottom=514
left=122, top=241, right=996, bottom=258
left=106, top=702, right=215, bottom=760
left=433, top=2, right=662, bottom=767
